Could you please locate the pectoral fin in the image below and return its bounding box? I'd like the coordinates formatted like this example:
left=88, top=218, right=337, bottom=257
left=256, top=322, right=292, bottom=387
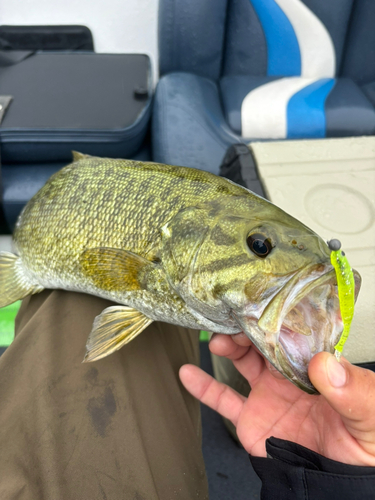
left=80, top=247, right=152, bottom=292
left=83, top=305, right=153, bottom=362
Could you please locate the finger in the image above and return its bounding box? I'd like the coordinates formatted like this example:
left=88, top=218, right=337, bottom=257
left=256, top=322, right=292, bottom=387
left=209, top=334, right=265, bottom=385
left=209, top=333, right=265, bottom=386
left=309, top=352, right=375, bottom=457
left=179, top=364, right=245, bottom=426
left=265, top=359, right=285, bottom=380
left=209, top=333, right=250, bottom=360
left=233, top=346, right=266, bottom=386
left=231, top=332, right=253, bottom=346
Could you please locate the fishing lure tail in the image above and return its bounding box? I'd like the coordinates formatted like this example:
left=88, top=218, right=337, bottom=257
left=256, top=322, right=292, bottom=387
left=328, top=240, right=355, bottom=358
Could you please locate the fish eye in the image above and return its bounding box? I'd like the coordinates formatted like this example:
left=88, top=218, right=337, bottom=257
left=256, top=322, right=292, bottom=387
left=246, top=233, right=273, bottom=258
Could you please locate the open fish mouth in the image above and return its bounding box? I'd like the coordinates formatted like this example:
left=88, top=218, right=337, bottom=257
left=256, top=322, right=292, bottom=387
left=275, top=271, right=344, bottom=393
left=265, top=264, right=361, bottom=394
left=237, top=264, right=361, bottom=394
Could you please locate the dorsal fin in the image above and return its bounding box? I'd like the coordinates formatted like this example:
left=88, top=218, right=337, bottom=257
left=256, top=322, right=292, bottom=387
left=72, top=151, right=92, bottom=162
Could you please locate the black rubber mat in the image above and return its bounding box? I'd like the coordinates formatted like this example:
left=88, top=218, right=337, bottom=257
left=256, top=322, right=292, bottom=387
left=200, top=341, right=261, bottom=499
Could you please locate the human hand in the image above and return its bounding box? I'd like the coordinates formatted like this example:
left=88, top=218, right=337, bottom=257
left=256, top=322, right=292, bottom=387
left=179, top=333, right=375, bottom=466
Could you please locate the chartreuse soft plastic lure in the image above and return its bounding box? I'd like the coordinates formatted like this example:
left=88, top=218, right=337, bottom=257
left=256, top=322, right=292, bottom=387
left=328, top=239, right=355, bottom=361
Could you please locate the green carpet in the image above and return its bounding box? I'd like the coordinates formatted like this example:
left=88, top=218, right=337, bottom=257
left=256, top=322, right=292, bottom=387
left=0, top=301, right=21, bottom=347
left=199, top=330, right=210, bottom=342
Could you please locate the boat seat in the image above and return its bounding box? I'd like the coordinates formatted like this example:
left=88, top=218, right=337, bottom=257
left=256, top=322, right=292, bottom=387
left=153, top=0, right=375, bottom=173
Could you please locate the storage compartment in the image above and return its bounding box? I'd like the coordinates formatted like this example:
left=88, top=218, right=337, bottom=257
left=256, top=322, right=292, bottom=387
left=0, top=52, right=152, bottom=162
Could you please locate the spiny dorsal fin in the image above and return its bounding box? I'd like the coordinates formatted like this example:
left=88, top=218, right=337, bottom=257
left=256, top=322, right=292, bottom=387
left=80, top=247, right=152, bottom=292
left=0, top=252, right=43, bottom=308
left=72, top=151, right=92, bottom=162
left=83, top=305, right=152, bottom=362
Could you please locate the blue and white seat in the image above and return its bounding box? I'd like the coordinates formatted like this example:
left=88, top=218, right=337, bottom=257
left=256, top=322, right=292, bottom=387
left=153, top=0, right=375, bottom=172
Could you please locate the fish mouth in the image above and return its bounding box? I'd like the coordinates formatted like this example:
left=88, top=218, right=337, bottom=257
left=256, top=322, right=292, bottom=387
left=237, top=264, right=361, bottom=394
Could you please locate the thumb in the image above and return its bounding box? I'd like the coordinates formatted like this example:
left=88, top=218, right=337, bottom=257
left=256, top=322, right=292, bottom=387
left=309, top=352, right=375, bottom=456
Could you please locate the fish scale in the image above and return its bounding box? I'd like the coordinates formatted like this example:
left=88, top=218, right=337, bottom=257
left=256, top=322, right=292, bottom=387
left=15, top=158, right=244, bottom=279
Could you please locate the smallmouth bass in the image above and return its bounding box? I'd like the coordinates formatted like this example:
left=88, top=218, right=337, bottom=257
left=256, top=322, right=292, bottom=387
left=0, top=153, right=361, bottom=394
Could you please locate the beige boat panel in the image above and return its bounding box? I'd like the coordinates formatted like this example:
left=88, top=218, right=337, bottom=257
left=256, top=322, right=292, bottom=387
left=251, top=136, right=375, bottom=165
left=0, top=236, right=13, bottom=253
left=251, top=137, right=375, bottom=364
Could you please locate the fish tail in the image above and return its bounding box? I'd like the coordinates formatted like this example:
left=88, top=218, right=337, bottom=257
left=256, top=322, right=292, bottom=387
left=0, top=252, right=44, bottom=308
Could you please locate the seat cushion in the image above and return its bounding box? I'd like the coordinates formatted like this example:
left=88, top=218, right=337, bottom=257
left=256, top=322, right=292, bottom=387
left=220, top=75, right=375, bottom=139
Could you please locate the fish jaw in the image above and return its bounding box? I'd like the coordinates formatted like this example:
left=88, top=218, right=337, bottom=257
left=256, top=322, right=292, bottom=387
left=234, top=265, right=361, bottom=394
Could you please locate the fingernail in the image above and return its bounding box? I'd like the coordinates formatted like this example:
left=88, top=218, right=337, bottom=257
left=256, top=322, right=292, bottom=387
left=232, top=332, right=246, bottom=338
left=326, top=355, right=347, bottom=388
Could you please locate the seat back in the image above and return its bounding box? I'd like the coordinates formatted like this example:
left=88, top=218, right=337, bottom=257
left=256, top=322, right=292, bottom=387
left=158, top=0, right=375, bottom=86
left=158, top=0, right=228, bottom=81
left=340, top=0, right=375, bottom=87
left=222, top=0, right=353, bottom=79
left=219, top=0, right=375, bottom=140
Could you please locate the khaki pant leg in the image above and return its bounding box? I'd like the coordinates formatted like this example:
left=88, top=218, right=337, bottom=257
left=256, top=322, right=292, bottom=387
left=0, top=290, right=208, bottom=500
